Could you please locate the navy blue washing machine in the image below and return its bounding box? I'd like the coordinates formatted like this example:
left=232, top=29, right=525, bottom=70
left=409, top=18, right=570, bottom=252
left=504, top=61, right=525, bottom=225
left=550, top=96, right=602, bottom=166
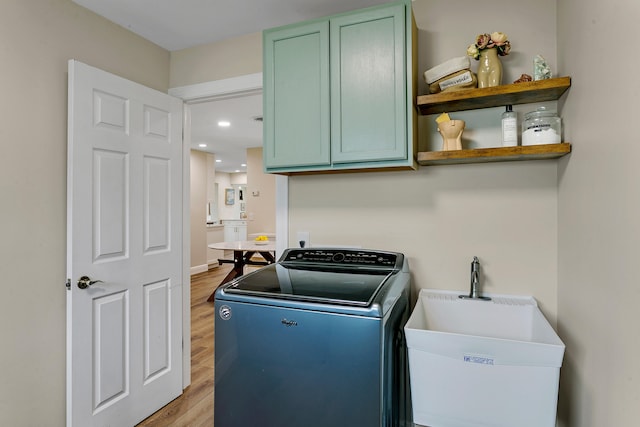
left=214, top=247, right=412, bottom=427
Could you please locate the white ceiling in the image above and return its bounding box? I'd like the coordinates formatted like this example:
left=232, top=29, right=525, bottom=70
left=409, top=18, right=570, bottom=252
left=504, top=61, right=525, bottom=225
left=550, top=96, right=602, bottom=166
left=189, top=93, right=263, bottom=173
left=72, top=0, right=391, bottom=173
left=72, top=0, right=392, bottom=51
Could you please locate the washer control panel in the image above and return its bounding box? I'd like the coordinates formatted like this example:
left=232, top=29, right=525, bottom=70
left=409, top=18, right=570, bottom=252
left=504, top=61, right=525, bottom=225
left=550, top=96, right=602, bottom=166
left=281, top=248, right=401, bottom=268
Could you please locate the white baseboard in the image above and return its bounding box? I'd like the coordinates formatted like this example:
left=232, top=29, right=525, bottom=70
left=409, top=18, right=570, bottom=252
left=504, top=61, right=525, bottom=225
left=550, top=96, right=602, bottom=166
left=190, top=264, right=208, bottom=276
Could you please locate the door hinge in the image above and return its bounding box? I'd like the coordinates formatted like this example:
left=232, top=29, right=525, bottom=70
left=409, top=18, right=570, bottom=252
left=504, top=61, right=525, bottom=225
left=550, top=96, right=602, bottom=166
left=66, top=279, right=71, bottom=290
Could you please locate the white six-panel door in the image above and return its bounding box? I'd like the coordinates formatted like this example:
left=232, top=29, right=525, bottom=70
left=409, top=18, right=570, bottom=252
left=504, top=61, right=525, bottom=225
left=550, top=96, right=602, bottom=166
left=66, top=60, right=183, bottom=427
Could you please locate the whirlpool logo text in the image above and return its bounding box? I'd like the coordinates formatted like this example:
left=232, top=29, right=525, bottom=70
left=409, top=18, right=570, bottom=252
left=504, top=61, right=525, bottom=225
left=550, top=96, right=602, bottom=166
left=281, top=318, right=298, bottom=327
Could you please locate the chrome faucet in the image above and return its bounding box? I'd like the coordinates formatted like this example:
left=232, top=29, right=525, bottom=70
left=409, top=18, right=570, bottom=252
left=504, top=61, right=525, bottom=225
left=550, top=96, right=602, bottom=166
left=459, top=256, right=491, bottom=301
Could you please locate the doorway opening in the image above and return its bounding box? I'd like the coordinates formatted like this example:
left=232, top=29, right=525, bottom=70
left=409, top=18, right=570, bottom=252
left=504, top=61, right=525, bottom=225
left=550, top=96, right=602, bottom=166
left=169, top=73, right=289, bottom=388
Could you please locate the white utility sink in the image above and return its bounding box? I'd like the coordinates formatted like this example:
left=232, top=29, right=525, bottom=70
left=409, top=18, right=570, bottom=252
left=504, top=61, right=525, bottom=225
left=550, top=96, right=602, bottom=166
left=405, top=289, right=565, bottom=427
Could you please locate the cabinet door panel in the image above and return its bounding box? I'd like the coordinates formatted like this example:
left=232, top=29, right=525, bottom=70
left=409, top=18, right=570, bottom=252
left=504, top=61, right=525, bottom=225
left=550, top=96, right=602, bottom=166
left=264, top=22, right=330, bottom=169
left=330, top=4, right=407, bottom=164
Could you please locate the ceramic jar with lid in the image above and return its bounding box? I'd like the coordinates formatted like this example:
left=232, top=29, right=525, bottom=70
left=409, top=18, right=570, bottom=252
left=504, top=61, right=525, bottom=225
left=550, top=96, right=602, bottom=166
left=522, top=106, right=561, bottom=146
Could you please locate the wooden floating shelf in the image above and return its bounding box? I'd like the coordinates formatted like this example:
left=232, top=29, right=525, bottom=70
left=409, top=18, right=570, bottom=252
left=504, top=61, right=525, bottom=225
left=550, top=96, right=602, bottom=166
left=417, top=143, right=572, bottom=166
left=416, top=76, right=571, bottom=115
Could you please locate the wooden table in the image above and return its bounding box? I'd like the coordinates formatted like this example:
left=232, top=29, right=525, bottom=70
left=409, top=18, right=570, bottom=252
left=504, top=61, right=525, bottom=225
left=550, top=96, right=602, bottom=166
left=206, top=240, right=276, bottom=302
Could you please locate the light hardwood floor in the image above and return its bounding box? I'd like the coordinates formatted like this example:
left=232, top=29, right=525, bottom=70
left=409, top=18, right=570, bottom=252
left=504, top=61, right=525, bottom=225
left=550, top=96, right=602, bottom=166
left=136, top=265, right=232, bottom=427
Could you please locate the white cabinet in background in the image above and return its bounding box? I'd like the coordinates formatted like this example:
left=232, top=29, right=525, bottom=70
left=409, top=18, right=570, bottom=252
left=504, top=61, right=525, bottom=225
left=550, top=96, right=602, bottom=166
left=207, top=226, right=225, bottom=265
left=223, top=220, right=247, bottom=242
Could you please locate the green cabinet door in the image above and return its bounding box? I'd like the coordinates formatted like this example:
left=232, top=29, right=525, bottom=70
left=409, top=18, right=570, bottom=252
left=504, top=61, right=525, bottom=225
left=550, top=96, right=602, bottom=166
left=263, top=22, right=330, bottom=169
left=330, top=3, right=407, bottom=164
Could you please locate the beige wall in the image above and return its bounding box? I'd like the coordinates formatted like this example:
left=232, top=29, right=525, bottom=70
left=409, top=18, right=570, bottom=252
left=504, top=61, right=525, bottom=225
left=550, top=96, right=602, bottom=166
left=169, top=32, right=262, bottom=87
left=206, top=153, right=218, bottom=221
left=0, top=0, right=170, bottom=425
left=288, top=0, right=561, bottom=320
left=3, top=0, right=633, bottom=425
left=246, top=147, right=276, bottom=235
left=190, top=150, right=208, bottom=270
left=556, top=1, right=640, bottom=426
left=168, top=0, right=561, bottom=326
left=289, top=162, right=559, bottom=317
left=215, top=172, right=234, bottom=219
left=414, top=0, right=558, bottom=153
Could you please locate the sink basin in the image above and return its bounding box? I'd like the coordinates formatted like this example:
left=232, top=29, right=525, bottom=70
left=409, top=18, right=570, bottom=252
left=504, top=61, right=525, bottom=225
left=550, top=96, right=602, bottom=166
left=405, top=289, right=565, bottom=427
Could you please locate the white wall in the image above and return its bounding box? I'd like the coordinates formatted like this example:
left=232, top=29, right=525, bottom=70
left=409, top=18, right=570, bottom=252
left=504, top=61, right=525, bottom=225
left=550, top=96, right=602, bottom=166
left=216, top=172, right=247, bottom=220
left=0, top=1, right=170, bottom=425
left=556, top=1, right=640, bottom=425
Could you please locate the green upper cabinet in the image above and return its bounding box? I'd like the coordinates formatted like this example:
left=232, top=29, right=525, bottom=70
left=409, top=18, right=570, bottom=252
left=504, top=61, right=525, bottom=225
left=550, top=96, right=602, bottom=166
left=263, top=1, right=417, bottom=174
left=263, top=22, right=330, bottom=169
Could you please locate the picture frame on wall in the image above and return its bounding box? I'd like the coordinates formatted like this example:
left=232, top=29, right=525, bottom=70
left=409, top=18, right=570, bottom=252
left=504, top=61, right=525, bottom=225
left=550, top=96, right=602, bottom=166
left=225, top=188, right=234, bottom=205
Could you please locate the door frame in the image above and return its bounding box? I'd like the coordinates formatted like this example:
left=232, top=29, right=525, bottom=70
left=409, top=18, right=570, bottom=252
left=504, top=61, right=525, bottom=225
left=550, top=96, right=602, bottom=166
left=170, top=73, right=289, bottom=384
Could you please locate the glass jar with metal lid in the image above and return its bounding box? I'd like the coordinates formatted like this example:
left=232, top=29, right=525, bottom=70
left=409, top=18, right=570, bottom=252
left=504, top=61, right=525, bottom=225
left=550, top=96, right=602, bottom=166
left=522, top=106, right=561, bottom=146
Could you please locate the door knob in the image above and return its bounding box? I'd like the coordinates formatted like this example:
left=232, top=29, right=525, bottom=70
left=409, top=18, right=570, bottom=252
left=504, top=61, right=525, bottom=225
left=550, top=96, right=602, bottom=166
left=77, top=276, right=103, bottom=289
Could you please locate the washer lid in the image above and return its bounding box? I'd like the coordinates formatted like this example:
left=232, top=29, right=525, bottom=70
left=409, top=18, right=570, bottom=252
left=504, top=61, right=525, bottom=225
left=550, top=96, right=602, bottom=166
left=223, top=263, right=394, bottom=306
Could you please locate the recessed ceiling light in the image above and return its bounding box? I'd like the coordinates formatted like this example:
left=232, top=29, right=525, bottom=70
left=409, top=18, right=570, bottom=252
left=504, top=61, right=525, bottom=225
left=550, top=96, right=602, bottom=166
left=215, top=159, right=221, bottom=163
left=218, top=121, right=230, bottom=127
left=198, top=143, right=207, bottom=148
left=241, top=163, right=247, bottom=167
left=235, top=170, right=240, bottom=173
